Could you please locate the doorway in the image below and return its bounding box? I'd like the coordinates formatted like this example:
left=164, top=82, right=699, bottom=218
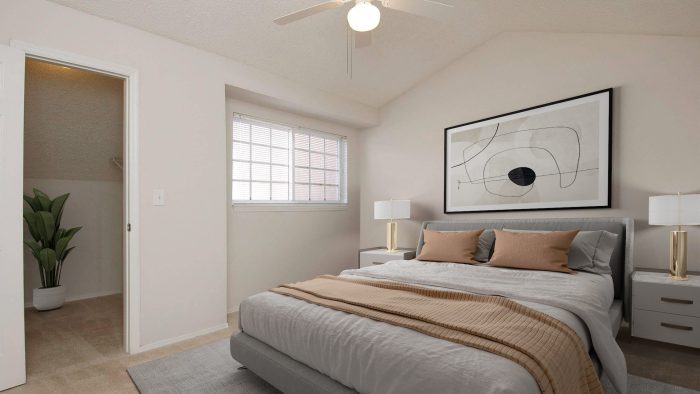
left=22, top=57, right=126, bottom=377
left=0, top=40, right=141, bottom=392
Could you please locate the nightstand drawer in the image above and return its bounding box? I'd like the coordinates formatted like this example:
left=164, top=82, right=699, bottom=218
left=632, top=309, right=700, bottom=348
left=359, top=249, right=415, bottom=268
left=633, top=281, right=700, bottom=317
left=360, top=258, right=389, bottom=267
left=359, top=253, right=405, bottom=268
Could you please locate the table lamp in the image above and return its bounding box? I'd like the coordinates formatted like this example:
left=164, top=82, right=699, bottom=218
left=374, top=200, right=411, bottom=252
left=649, top=193, right=700, bottom=280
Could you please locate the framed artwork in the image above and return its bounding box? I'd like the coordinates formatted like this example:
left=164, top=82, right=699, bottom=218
left=444, top=88, right=612, bottom=214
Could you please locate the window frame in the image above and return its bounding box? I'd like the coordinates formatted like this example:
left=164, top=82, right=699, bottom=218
left=231, top=113, right=348, bottom=207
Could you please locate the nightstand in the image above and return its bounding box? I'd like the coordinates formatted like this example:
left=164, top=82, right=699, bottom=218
left=632, top=271, right=700, bottom=348
left=359, top=248, right=415, bottom=268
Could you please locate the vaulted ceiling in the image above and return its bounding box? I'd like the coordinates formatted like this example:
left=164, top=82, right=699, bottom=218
left=50, top=0, right=700, bottom=107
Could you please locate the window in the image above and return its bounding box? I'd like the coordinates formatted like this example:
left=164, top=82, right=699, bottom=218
left=232, top=114, right=347, bottom=204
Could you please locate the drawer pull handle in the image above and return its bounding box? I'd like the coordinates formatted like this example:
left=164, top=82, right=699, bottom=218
left=660, top=297, right=693, bottom=305
left=660, top=322, right=693, bottom=331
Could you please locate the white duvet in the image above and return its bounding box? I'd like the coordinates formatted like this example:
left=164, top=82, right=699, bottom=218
left=239, top=260, right=626, bottom=394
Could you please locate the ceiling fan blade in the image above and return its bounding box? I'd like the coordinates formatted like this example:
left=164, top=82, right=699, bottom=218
left=381, top=0, right=454, bottom=20
left=354, top=31, right=372, bottom=48
left=274, top=0, right=347, bottom=25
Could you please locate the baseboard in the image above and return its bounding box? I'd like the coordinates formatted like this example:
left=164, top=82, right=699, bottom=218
left=227, top=305, right=239, bottom=314
left=24, top=290, right=122, bottom=308
left=136, top=322, right=230, bottom=353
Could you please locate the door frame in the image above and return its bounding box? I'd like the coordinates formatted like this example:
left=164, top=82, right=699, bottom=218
left=11, top=40, right=141, bottom=354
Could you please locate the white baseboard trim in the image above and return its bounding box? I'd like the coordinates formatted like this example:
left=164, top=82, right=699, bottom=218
left=24, top=290, right=122, bottom=308
left=135, top=322, right=230, bottom=354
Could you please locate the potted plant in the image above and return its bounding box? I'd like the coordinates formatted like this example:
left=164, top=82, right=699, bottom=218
left=23, top=189, right=81, bottom=311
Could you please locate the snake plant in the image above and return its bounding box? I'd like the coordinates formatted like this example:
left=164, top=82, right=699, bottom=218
left=23, top=189, right=81, bottom=288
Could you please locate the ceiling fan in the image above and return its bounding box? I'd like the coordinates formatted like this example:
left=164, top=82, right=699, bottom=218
left=274, top=0, right=454, bottom=48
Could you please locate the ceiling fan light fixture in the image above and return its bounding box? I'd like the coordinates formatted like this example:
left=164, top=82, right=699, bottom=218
left=347, top=1, right=381, bottom=32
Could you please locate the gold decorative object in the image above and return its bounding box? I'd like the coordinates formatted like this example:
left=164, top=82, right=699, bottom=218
left=669, top=229, right=688, bottom=280
left=386, top=222, right=398, bottom=252
left=649, top=193, right=700, bottom=280
left=374, top=200, right=411, bottom=252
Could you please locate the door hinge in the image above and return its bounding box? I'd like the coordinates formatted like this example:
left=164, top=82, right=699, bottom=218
left=127, top=223, right=131, bottom=232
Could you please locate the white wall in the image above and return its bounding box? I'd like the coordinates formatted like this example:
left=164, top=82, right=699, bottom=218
left=1, top=0, right=377, bottom=349
left=226, top=99, right=361, bottom=311
left=23, top=179, right=123, bottom=304
left=360, top=32, right=700, bottom=271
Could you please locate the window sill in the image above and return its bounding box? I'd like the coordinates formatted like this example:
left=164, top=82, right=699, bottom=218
left=232, top=203, right=348, bottom=212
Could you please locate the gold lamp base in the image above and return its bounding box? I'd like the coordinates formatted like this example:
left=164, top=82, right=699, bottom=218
left=669, top=230, right=688, bottom=280
left=386, top=222, right=397, bottom=252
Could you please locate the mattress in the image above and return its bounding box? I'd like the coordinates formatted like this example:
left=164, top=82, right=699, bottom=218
left=239, top=262, right=622, bottom=394
left=242, top=291, right=546, bottom=394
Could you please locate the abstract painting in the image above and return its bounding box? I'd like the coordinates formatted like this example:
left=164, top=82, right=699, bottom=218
left=444, top=89, right=611, bottom=213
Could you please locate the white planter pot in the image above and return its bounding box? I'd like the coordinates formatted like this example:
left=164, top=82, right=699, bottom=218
left=33, top=286, right=66, bottom=311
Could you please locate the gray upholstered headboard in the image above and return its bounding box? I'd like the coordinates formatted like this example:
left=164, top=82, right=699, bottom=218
left=416, top=217, right=634, bottom=321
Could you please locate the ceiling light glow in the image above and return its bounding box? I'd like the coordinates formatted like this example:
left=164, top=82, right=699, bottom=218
left=347, top=1, right=380, bottom=32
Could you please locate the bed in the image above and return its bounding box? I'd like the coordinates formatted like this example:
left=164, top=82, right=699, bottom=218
left=230, top=217, right=634, bottom=394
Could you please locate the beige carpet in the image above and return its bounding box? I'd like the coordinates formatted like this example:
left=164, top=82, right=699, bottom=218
left=7, top=295, right=238, bottom=394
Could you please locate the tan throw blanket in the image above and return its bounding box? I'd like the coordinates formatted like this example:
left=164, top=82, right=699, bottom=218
left=270, top=275, right=602, bottom=394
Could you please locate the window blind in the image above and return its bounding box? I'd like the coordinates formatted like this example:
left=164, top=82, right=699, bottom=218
left=232, top=114, right=346, bottom=204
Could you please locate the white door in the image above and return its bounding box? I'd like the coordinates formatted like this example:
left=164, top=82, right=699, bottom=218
left=0, top=44, right=26, bottom=390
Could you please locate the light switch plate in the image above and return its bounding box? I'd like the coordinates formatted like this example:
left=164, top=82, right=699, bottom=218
left=152, top=189, right=165, bottom=206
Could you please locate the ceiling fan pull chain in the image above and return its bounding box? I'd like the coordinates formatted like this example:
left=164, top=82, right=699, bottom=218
left=346, top=25, right=353, bottom=79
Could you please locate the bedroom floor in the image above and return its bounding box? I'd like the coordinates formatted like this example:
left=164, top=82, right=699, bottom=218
left=617, top=324, right=700, bottom=390
left=6, top=295, right=239, bottom=394
left=6, top=295, right=700, bottom=393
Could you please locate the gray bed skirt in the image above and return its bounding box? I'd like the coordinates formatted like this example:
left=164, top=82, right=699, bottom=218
left=230, top=332, right=357, bottom=394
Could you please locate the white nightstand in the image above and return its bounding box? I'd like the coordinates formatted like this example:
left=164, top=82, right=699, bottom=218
left=359, top=248, right=415, bottom=268
left=632, top=271, right=700, bottom=348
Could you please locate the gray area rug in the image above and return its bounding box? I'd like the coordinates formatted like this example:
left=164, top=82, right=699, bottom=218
left=129, top=339, right=698, bottom=394
left=128, top=339, right=279, bottom=394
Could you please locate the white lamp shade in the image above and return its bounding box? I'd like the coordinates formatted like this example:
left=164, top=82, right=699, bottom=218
left=649, top=194, right=700, bottom=226
left=374, top=200, right=410, bottom=220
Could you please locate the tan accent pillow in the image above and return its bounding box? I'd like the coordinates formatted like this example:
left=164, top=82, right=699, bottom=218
left=490, top=230, right=579, bottom=273
left=417, top=229, right=484, bottom=264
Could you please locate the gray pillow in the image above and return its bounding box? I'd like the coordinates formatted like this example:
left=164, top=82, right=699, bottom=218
left=502, top=229, right=618, bottom=274
left=474, top=229, right=496, bottom=262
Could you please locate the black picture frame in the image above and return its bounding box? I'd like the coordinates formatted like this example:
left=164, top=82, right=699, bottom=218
left=444, top=88, right=613, bottom=214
